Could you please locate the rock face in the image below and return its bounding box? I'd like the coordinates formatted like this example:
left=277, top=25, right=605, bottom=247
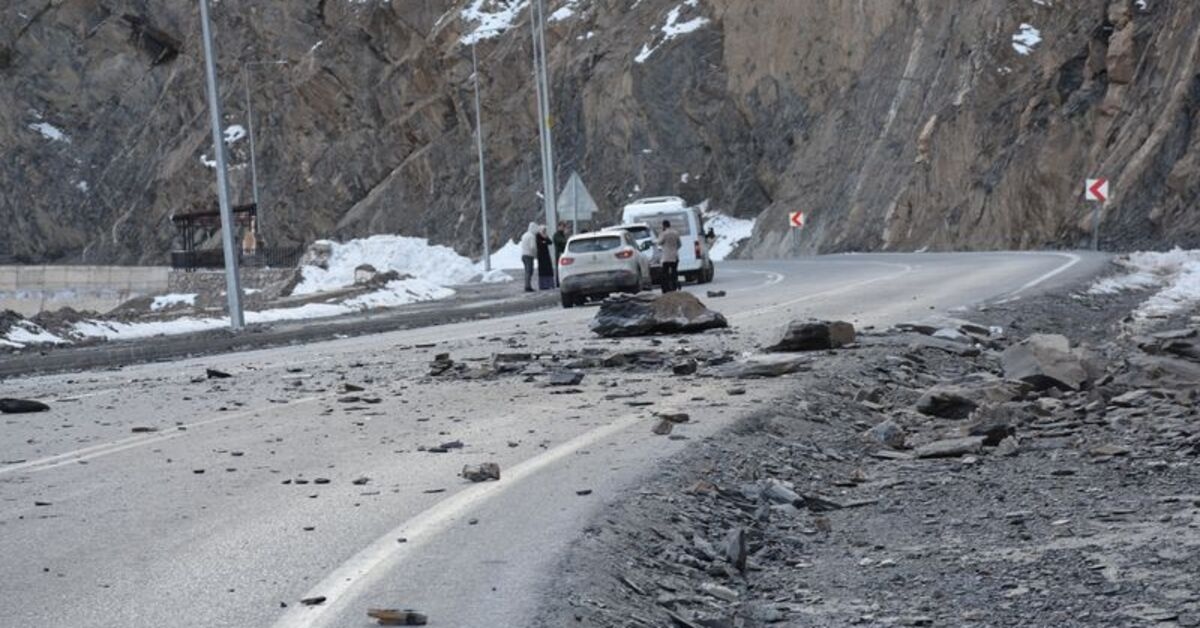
left=767, top=320, right=856, bottom=352
left=2, top=1, right=1198, bottom=263
left=590, top=292, right=728, bottom=337
left=1002, top=334, right=1090, bottom=391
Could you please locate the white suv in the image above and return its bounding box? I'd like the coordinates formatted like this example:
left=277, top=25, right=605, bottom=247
left=558, top=231, right=652, bottom=308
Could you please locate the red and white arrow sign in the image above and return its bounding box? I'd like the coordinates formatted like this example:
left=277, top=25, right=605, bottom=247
left=1085, top=178, right=1109, bottom=203
left=788, top=211, right=805, bottom=228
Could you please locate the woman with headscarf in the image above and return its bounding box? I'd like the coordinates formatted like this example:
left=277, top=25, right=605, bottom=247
left=519, top=222, right=539, bottom=292
left=535, top=225, right=555, bottom=290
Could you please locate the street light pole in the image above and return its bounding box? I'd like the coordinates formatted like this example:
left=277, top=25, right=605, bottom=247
left=199, top=0, right=244, bottom=330
left=530, top=0, right=557, bottom=254
left=241, top=59, right=287, bottom=242
left=243, top=68, right=260, bottom=213
left=471, top=42, right=492, bottom=272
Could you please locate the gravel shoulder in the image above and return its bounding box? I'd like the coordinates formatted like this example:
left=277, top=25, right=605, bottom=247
left=533, top=282, right=1200, bottom=627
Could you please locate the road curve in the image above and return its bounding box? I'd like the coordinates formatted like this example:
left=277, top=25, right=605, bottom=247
left=0, top=252, right=1109, bottom=628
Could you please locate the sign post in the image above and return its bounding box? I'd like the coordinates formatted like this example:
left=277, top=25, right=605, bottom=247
left=1085, top=178, right=1108, bottom=251
left=788, top=211, right=805, bottom=253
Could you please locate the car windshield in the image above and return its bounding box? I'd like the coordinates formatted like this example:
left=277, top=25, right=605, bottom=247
left=568, top=236, right=623, bottom=253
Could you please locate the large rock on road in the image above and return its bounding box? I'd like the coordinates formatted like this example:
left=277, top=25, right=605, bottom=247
left=767, top=320, right=856, bottom=352
left=1001, top=334, right=1090, bottom=391
left=590, top=292, right=728, bottom=337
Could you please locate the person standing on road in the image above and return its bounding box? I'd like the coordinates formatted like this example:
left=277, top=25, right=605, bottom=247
left=520, top=222, right=539, bottom=292
left=536, top=225, right=555, bottom=290
left=553, top=221, right=569, bottom=286
left=657, top=219, right=681, bottom=293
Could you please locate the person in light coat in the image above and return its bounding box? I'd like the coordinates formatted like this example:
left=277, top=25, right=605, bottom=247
left=519, top=222, right=539, bottom=292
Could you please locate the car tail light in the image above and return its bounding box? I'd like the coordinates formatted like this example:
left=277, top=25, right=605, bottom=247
left=694, top=240, right=702, bottom=258
left=615, top=249, right=635, bottom=259
left=559, top=256, right=574, bottom=266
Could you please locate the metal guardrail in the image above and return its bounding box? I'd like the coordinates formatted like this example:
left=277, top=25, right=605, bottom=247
left=170, top=245, right=304, bottom=270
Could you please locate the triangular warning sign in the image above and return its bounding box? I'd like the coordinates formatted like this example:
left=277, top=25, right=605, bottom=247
left=556, top=172, right=598, bottom=222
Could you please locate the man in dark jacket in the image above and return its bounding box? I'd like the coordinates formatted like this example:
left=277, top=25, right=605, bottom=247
left=552, top=222, right=569, bottom=286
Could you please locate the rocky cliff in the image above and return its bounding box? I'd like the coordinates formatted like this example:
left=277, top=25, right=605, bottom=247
left=1, top=0, right=1196, bottom=264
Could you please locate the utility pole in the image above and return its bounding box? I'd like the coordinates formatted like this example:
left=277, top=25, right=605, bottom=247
left=471, top=42, right=492, bottom=272
left=530, top=0, right=557, bottom=252
left=199, top=0, right=244, bottom=329
left=243, top=69, right=259, bottom=215
left=242, top=59, right=287, bottom=242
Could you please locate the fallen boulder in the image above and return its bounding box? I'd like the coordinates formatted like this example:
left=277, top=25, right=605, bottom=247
left=767, top=320, right=856, bottom=352
left=916, top=375, right=1025, bottom=419
left=0, top=398, right=50, bottom=414
left=461, top=462, right=500, bottom=482
left=590, top=292, right=728, bottom=337
left=863, top=420, right=907, bottom=449
left=1001, top=334, right=1089, bottom=391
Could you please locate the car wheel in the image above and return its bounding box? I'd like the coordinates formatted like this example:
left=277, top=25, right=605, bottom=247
left=561, top=292, right=576, bottom=308
left=701, top=262, right=714, bottom=283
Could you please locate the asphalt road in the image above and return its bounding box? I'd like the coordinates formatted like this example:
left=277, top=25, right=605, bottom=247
left=0, top=253, right=1110, bottom=628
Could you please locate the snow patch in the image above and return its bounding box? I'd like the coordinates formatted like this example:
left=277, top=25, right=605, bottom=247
left=549, top=0, right=580, bottom=22
left=4, top=322, right=66, bottom=346
left=151, top=293, right=198, bottom=311
left=1012, top=23, right=1042, bottom=56
left=28, top=122, right=71, bottom=143
left=635, top=0, right=710, bottom=63
left=461, top=0, right=530, bottom=45
left=1089, top=249, right=1200, bottom=321
left=483, top=239, right=527, bottom=271
left=294, top=234, right=504, bottom=295
left=67, top=279, right=455, bottom=343
left=702, top=210, right=755, bottom=262
left=224, top=124, right=247, bottom=144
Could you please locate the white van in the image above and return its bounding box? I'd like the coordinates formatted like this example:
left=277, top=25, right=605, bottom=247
left=621, top=197, right=714, bottom=284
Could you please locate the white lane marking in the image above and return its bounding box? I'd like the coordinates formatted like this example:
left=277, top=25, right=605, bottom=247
left=270, top=410, right=648, bottom=628
left=736, top=262, right=915, bottom=320
left=1004, top=252, right=1084, bottom=297
left=0, top=396, right=326, bottom=476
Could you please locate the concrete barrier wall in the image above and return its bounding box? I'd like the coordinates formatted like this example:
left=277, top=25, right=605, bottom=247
left=0, top=266, right=171, bottom=316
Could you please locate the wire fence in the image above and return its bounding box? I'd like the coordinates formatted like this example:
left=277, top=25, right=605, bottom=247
left=170, top=245, right=304, bottom=270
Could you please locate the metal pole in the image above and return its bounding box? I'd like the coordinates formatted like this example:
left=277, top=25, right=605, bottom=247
left=1091, top=203, right=1101, bottom=251
left=199, top=0, right=244, bottom=330
left=244, top=67, right=260, bottom=219
left=472, top=42, right=492, bottom=272
left=530, top=0, right=556, bottom=259
left=535, top=0, right=556, bottom=200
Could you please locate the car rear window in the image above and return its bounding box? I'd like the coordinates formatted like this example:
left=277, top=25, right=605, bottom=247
left=568, top=236, right=623, bottom=253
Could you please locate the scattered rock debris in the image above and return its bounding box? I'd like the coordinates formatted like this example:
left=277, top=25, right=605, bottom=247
left=535, top=284, right=1200, bottom=627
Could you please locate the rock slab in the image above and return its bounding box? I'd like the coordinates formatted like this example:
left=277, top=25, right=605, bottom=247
left=767, top=320, right=856, bottom=352
left=590, top=292, right=728, bottom=337
left=1001, top=334, right=1089, bottom=391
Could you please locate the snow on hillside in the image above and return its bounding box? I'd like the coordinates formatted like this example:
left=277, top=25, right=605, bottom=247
left=294, top=234, right=510, bottom=296
left=1090, top=249, right=1200, bottom=321
left=704, top=212, right=755, bottom=261
left=635, top=0, right=710, bottom=63
left=461, top=0, right=529, bottom=45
